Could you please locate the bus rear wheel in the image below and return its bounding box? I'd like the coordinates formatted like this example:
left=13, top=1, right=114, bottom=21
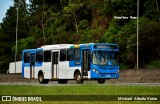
left=58, top=79, right=68, bottom=84
left=75, top=71, right=84, bottom=84
left=38, top=72, right=49, bottom=84
left=97, top=79, right=105, bottom=84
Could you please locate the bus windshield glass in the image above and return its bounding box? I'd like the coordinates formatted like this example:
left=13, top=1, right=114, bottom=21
left=92, top=50, right=118, bottom=65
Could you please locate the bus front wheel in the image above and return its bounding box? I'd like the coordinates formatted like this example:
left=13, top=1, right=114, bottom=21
left=75, top=71, right=84, bottom=84
left=97, top=79, right=105, bottom=84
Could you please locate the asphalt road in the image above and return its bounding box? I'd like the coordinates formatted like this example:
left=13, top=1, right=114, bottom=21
left=0, top=80, right=160, bottom=86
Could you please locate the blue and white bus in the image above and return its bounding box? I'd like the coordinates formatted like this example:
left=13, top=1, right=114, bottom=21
left=22, top=43, right=119, bottom=84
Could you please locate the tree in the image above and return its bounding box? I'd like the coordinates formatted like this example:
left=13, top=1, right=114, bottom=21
left=144, top=0, right=160, bottom=20
left=1, top=0, right=160, bottom=72
left=0, top=0, right=29, bottom=73
left=138, top=17, right=160, bottom=66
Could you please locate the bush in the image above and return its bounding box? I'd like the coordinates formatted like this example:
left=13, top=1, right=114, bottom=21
left=145, top=60, right=160, bottom=69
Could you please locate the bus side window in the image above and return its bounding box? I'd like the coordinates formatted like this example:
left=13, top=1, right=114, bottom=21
left=24, top=52, right=30, bottom=63
left=44, top=51, right=51, bottom=62
left=60, top=50, right=66, bottom=61
left=36, top=51, right=43, bottom=62
left=74, top=48, right=80, bottom=61
left=67, top=49, right=74, bottom=61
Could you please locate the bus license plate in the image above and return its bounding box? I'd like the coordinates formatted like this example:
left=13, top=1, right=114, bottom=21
left=106, top=75, right=110, bottom=77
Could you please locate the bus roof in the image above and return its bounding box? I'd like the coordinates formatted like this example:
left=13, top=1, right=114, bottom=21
left=22, top=43, right=118, bottom=52
left=40, top=43, right=118, bottom=50
left=23, top=49, right=38, bottom=53
left=41, top=44, right=74, bottom=50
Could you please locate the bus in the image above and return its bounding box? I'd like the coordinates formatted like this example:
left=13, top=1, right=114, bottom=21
left=22, top=43, right=119, bottom=84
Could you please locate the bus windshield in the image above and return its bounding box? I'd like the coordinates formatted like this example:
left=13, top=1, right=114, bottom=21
left=92, top=50, right=118, bottom=65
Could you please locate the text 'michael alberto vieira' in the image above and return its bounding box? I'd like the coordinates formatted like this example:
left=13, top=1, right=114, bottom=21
left=118, top=96, right=158, bottom=101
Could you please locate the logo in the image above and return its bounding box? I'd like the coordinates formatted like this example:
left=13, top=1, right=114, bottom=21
left=2, top=96, right=11, bottom=101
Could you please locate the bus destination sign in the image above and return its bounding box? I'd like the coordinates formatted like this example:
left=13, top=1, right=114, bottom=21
left=94, top=45, right=118, bottom=49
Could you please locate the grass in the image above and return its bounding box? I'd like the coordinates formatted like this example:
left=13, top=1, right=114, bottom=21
left=0, top=84, right=159, bottom=104
left=0, top=84, right=160, bottom=95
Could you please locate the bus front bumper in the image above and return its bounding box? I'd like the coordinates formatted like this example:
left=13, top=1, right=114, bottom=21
left=91, top=70, right=119, bottom=79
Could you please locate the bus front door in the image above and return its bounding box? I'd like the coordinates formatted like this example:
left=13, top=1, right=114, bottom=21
left=52, top=52, right=58, bottom=79
left=82, top=49, right=90, bottom=77
left=30, top=53, right=36, bottom=79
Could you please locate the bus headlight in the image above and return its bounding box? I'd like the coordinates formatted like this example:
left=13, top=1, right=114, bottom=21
left=93, top=69, right=96, bottom=72
left=116, top=70, right=119, bottom=74
left=92, top=69, right=99, bottom=74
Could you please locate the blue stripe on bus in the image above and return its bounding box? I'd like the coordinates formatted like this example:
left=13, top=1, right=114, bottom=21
left=23, top=62, right=42, bottom=67
left=69, top=61, right=81, bottom=67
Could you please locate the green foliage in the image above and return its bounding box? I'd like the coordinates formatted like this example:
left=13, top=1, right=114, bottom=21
left=0, top=0, right=160, bottom=72
left=101, top=20, right=120, bottom=43
left=102, top=0, right=113, bottom=16
left=18, top=36, right=35, bottom=49
left=145, top=59, right=160, bottom=69
left=144, top=0, right=160, bottom=20
left=101, top=18, right=137, bottom=68
left=78, top=20, right=88, bottom=30
left=11, top=37, right=35, bottom=57
left=80, top=28, right=95, bottom=43
left=138, top=18, right=160, bottom=66
left=102, top=15, right=160, bottom=68
left=111, top=0, right=137, bottom=17
left=63, top=2, right=82, bottom=13
left=0, top=0, right=29, bottom=72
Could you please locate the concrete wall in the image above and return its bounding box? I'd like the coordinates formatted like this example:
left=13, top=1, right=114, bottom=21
left=0, top=73, right=28, bottom=82
left=109, top=69, right=160, bottom=83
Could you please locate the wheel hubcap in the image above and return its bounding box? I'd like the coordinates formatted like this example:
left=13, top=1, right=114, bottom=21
left=39, top=75, right=43, bottom=82
left=77, top=75, right=81, bottom=81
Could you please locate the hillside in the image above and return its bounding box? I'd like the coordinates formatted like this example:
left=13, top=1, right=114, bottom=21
left=0, top=0, right=160, bottom=72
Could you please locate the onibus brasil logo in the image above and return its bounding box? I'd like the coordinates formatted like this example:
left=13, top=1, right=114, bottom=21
left=2, top=96, right=42, bottom=102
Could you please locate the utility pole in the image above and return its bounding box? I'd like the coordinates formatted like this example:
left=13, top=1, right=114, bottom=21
left=11, top=0, right=24, bottom=73
left=137, top=0, right=139, bottom=69
left=15, top=5, right=19, bottom=73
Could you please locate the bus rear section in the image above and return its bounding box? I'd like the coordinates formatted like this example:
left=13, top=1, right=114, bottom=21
left=22, top=49, right=38, bottom=80
left=22, top=45, right=82, bottom=84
